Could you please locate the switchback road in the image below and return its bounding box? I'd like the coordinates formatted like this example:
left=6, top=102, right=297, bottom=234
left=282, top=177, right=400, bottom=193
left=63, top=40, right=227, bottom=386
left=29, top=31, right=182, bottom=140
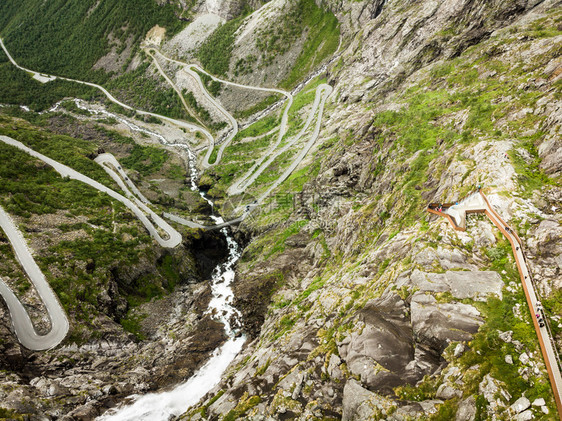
left=0, top=136, right=182, bottom=248
left=0, top=206, right=69, bottom=350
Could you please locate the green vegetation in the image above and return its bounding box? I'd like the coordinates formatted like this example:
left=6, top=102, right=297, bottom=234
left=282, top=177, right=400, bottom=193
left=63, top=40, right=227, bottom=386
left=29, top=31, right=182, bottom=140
left=204, top=114, right=281, bottom=196
left=0, top=229, right=29, bottom=304
left=280, top=0, right=340, bottom=88
left=120, top=312, right=147, bottom=340
left=212, top=77, right=324, bottom=200
left=194, top=69, right=223, bottom=96
left=0, top=118, right=116, bottom=194
left=60, top=100, right=92, bottom=116
left=0, top=0, right=184, bottom=82
left=458, top=291, right=555, bottom=412
left=430, top=399, right=459, bottom=421
left=371, top=89, right=455, bottom=153
left=508, top=138, right=552, bottom=197
left=192, top=9, right=560, bottom=420
left=485, top=240, right=519, bottom=280
left=395, top=375, right=441, bottom=401
left=253, top=148, right=298, bottom=188
left=288, top=77, right=325, bottom=120
left=157, top=253, right=182, bottom=292
left=294, top=276, right=326, bottom=305
left=394, top=232, right=557, bottom=416
left=0, top=50, right=100, bottom=111
left=394, top=284, right=556, bottom=416
left=256, top=6, right=306, bottom=67
left=255, top=358, right=271, bottom=376
left=0, top=129, right=137, bottom=313
left=367, top=36, right=557, bottom=225
left=275, top=314, right=297, bottom=339
left=525, top=17, right=562, bottom=39
left=223, top=134, right=274, bottom=164
left=278, top=160, right=321, bottom=193
left=197, top=0, right=338, bottom=88
left=198, top=390, right=225, bottom=418
left=234, top=54, right=257, bottom=77
left=0, top=1, right=191, bottom=118
left=234, top=115, right=279, bottom=140
left=222, top=393, right=261, bottom=421
left=266, top=220, right=308, bottom=258
left=167, top=163, right=185, bottom=180
left=197, top=16, right=246, bottom=76
left=359, top=11, right=561, bottom=236
left=0, top=407, right=24, bottom=420
left=241, top=220, right=308, bottom=264
left=207, top=147, right=219, bottom=166
left=183, top=89, right=226, bottom=131
left=120, top=144, right=168, bottom=176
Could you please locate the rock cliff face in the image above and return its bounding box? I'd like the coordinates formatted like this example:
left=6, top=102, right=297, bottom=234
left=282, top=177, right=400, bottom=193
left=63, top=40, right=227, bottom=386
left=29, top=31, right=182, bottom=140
left=179, top=0, right=562, bottom=419
left=0, top=0, right=561, bottom=419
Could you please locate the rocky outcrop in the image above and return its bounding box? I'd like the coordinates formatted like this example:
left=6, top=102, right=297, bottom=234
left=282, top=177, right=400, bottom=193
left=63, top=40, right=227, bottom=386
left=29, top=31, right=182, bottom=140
left=334, top=0, right=546, bottom=102
left=410, top=293, right=482, bottom=349
left=538, top=97, right=562, bottom=176
left=408, top=269, right=503, bottom=300
left=528, top=219, right=562, bottom=257
left=339, top=293, right=417, bottom=394
left=342, top=379, right=393, bottom=420
left=456, top=397, right=477, bottom=421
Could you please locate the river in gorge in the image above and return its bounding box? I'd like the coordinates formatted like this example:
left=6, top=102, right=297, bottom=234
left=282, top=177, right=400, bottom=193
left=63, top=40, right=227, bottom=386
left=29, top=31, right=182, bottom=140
left=98, top=225, right=246, bottom=420
left=59, top=100, right=249, bottom=420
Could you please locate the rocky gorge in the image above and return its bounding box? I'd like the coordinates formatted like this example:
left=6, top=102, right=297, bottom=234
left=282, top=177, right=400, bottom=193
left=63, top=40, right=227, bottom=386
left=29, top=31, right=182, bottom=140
left=0, top=0, right=561, bottom=419
left=179, top=0, right=562, bottom=419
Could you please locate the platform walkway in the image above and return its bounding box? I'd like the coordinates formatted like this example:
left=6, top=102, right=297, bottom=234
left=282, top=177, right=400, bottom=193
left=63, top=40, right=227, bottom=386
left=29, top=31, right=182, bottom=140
left=428, top=191, right=562, bottom=420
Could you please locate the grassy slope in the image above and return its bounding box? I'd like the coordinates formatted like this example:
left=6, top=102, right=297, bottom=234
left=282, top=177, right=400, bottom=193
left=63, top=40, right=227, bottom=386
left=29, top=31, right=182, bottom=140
left=186, top=8, right=562, bottom=419
left=0, top=116, right=195, bottom=342
left=280, top=0, right=340, bottom=89
left=0, top=0, right=183, bottom=81
left=0, top=0, right=189, bottom=116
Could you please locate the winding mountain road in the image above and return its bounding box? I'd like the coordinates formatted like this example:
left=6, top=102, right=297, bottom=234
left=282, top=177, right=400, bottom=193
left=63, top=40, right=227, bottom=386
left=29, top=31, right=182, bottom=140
left=0, top=39, right=334, bottom=350
left=428, top=191, right=562, bottom=419
left=146, top=47, right=292, bottom=170
left=95, top=153, right=151, bottom=205
left=146, top=48, right=333, bottom=197
left=144, top=49, right=207, bottom=129
left=256, top=84, right=332, bottom=202
left=229, top=84, right=331, bottom=196
left=2, top=38, right=331, bottom=200
left=0, top=136, right=182, bottom=248
left=0, top=206, right=69, bottom=350
left=0, top=136, right=185, bottom=349
left=0, top=38, right=214, bottom=146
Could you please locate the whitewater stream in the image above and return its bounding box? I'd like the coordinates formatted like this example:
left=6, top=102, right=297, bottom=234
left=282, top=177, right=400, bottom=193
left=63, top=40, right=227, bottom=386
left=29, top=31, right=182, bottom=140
left=85, top=103, right=247, bottom=420
left=98, top=223, right=245, bottom=420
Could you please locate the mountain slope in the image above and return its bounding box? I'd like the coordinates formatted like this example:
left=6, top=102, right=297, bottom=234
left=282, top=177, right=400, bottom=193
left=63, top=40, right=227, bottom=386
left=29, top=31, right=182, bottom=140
left=0, top=0, right=560, bottom=419
left=178, top=0, right=562, bottom=419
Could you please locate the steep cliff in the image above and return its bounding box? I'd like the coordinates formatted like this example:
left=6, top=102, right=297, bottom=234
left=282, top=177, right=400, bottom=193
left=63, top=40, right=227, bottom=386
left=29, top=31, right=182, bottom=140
left=0, top=0, right=560, bottom=419
left=179, top=0, right=562, bottom=419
